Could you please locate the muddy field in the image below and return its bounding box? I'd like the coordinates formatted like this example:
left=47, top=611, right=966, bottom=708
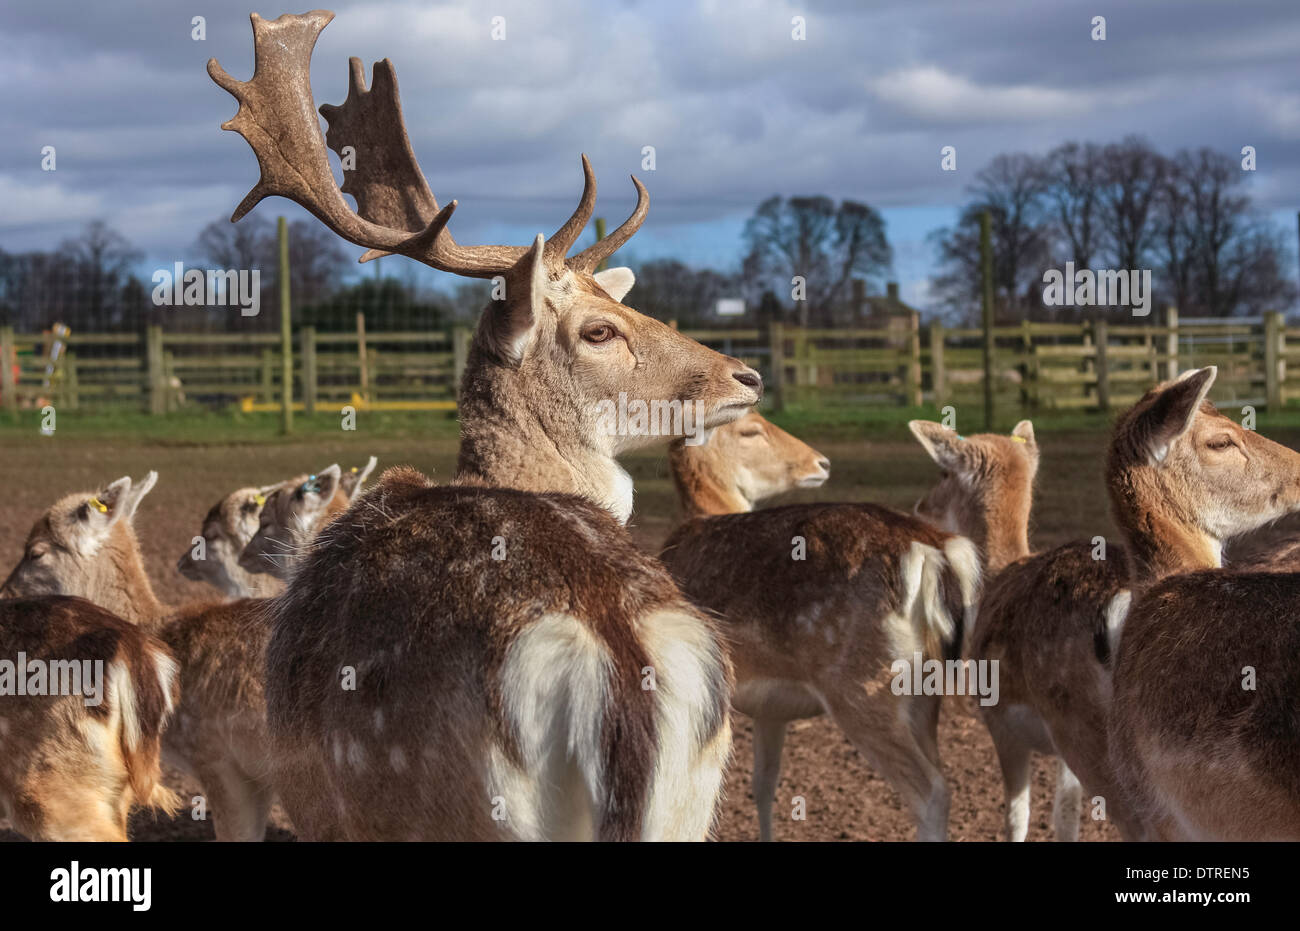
left=0, top=422, right=1171, bottom=842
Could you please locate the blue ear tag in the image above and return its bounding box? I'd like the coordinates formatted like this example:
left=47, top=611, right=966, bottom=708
left=956, top=435, right=966, bottom=441
left=301, top=475, right=321, bottom=495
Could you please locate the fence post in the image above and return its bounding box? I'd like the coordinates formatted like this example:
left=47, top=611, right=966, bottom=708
left=163, top=350, right=176, bottom=412
left=260, top=348, right=274, bottom=404
left=1265, top=310, right=1282, bottom=410
left=302, top=325, right=318, bottom=416
left=929, top=320, right=945, bottom=408
left=1165, top=306, right=1179, bottom=381
left=767, top=320, right=785, bottom=412
left=792, top=327, right=808, bottom=403
left=147, top=325, right=166, bottom=414
left=64, top=351, right=79, bottom=410
left=452, top=326, right=470, bottom=400
left=356, top=312, right=369, bottom=403
left=905, top=310, right=922, bottom=407
left=1094, top=318, right=1110, bottom=412
left=1, top=326, right=16, bottom=416
left=278, top=216, right=293, bottom=434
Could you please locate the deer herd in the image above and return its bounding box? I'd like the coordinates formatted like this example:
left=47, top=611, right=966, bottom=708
left=1, top=11, right=1298, bottom=843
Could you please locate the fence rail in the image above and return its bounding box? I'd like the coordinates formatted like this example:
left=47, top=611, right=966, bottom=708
left=0, top=308, right=1294, bottom=417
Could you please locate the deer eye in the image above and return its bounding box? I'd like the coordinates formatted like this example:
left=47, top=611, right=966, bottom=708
left=582, top=324, right=616, bottom=344
left=738, top=429, right=763, bottom=438
left=28, top=546, right=48, bottom=561
left=1206, top=436, right=1234, bottom=451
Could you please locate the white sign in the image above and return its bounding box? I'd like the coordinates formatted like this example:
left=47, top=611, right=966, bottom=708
left=716, top=298, right=745, bottom=317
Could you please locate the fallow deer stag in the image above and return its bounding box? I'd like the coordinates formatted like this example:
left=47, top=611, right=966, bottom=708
left=210, top=11, right=761, bottom=839
left=660, top=414, right=979, bottom=841
left=0, top=478, right=180, bottom=841
left=1105, top=370, right=1300, bottom=840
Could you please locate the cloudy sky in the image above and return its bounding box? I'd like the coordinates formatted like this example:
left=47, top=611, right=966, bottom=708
left=2, top=0, right=1298, bottom=305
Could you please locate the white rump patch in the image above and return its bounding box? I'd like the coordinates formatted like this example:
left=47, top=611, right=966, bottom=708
left=488, top=612, right=612, bottom=841
left=1105, top=589, right=1132, bottom=659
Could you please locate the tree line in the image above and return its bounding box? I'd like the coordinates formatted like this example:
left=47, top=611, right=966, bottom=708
left=929, top=136, right=1296, bottom=323
left=1, top=135, right=1293, bottom=335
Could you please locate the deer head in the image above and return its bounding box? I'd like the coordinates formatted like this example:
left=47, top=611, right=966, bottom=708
left=909, top=420, right=1039, bottom=574
left=0, top=473, right=163, bottom=625
left=669, top=411, right=829, bottom=517
left=176, top=482, right=282, bottom=596
left=1108, top=366, right=1300, bottom=576
left=208, top=12, right=761, bottom=522
left=240, top=465, right=351, bottom=579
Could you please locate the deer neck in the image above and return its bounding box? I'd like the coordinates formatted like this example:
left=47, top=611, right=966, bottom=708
left=455, top=360, right=634, bottom=522
left=981, top=504, right=1032, bottom=575
left=93, top=523, right=171, bottom=631
left=1116, top=505, right=1220, bottom=579
left=670, top=445, right=751, bottom=519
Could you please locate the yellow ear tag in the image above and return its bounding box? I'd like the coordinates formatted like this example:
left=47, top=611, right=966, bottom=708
left=255, top=494, right=267, bottom=507
left=88, top=497, right=108, bottom=513
left=350, top=467, right=358, bottom=473
left=1011, top=435, right=1028, bottom=443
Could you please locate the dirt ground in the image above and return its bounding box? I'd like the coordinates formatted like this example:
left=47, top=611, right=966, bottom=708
left=0, top=425, right=1147, bottom=841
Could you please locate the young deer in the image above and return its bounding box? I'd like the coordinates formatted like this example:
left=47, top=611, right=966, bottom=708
left=660, top=415, right=979, bottom=841
left=2, top=473, right=279, bottom=841
left=210, top=11, right=761, bottom=840
left=0, top=478, right=181, bottom=840
left=240, top=458, right=376, bottom=580
left=177, top=482, right=284, bottom=598
left=669, top=411, right=830, bottom=519
left=910, top=418, right=1134, bottom=841
left=1104, top=370, right=1300, bottom=840
left=913, top=368, right=1300, bottom=841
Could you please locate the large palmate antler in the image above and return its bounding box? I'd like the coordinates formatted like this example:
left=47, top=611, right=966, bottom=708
left=208, top=10, right=646, bottom=278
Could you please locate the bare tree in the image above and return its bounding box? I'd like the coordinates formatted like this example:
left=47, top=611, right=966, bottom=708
left=742, top=195, right=891, bottom=326
left=57, top=220, right=143, bottom=329
left=1099, top=136, right=1167, bottom=272
left=1157, top=148, right=1295, bottom=316
left=1041, top=141, right=1104, bottom=270
left=196, top=213, right=273, bottom=271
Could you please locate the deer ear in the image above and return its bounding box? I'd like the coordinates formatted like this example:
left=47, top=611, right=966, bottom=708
left=310, top=464, right=341, bottom=504
left=1145, top=366, right=1217, bottom=462
left=593, top=267, right=635, bottom=302
left=484, top=234, right=546, bottom=366
left=1011, top=420, right=1036, bottom=445
left=86, top=472, right=156, bottom=529
left=340, top=455, right=378, bottom=500
left=908, top=420, right=966, bottom=471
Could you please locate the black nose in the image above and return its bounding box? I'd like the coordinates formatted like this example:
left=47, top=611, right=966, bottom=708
left=817, top=458, right=831, bottom=472
left=733, top=370, right=761, bottom=390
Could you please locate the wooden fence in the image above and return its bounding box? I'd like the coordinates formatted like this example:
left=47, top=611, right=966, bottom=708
left=1, top=309, right=1296, bottom=416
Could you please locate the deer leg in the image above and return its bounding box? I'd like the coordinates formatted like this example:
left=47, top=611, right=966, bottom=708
left=751, top=717, right=788, bottom=842
left=984, top=710, right=1034, bottom=842
left=1052, top=759, right=1082, bottom=842
left=822, top=689, right=949, bottom=842
left=202, top=763, right=271, bottom=842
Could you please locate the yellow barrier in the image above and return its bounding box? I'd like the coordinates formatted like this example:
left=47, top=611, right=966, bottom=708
left=239, top=393, right=457, bottom=413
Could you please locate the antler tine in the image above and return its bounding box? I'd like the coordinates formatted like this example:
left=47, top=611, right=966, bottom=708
left=567, top=175, right=650, bottom=273
left=211, top=11, right=524, bottom=279
left=543, top=155, right=597, bottom=267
